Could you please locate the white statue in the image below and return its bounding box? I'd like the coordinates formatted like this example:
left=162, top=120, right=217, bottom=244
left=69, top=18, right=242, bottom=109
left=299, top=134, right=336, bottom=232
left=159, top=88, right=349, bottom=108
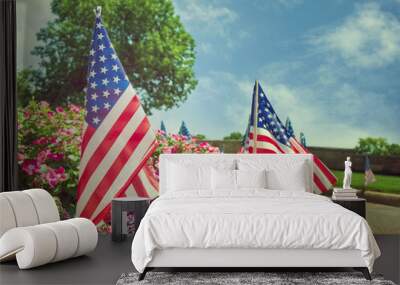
left=343, top=156, right=352, bottom=190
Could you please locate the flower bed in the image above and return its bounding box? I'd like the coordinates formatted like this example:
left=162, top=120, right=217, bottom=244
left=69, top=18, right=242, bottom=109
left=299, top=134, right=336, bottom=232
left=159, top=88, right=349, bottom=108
left=17, top=100, right=84, bottom=218
left=148, top=130, right=220, bottom=180
left=17, top=101, right=219, bottom=218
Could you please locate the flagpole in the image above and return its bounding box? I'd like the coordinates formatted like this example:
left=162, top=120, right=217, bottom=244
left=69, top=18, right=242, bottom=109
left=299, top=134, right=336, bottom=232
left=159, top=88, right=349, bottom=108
left=252, top=80, right=259, bottom=153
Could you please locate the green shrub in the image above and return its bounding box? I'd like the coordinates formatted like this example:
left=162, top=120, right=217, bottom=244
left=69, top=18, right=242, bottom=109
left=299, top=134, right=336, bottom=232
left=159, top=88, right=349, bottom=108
left=355, top=137, right=400, bottom=156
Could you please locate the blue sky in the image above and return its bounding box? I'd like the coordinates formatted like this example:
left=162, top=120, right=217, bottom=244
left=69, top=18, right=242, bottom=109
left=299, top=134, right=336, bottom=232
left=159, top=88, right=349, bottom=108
left=17, top=0, right=400, bottom=147
left=149, top=0, right=400, bottom=147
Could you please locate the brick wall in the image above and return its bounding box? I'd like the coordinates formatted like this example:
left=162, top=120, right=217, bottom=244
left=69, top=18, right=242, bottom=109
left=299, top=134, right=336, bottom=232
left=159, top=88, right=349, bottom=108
left=203, top=140, right=400, bottom=175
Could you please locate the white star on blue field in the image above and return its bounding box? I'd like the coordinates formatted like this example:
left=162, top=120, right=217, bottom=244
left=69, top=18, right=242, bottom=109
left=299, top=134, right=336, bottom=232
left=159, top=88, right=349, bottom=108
left=150, top=0, right=400, bottom=147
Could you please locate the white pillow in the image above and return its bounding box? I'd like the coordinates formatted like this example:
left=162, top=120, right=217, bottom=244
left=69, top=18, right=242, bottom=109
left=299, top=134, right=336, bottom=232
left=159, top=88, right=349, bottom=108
left=212, top=168, right=237, bottom=190
left=266, top=163, right=308, bottom=191
left=236, top=169, right=267, bottom=189
left=167, top=163, right=212, bottom=191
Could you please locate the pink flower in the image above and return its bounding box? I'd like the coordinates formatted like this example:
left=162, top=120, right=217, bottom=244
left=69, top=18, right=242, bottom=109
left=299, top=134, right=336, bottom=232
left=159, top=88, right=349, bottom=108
left=47, top=152, right=64, bottom=161
left=23, top=111, right=30, bottom=118
left=37, top=150, right=50, bottom=164
left=42, top=166, right=67, bottom=188
left=32, top=137, right=48, bottom=145
left=48, top=137, right=58, bottom=144
left=199, top=142, right=208, bottom=148
left=171, top=145, right=180, bottom=153
left=40, top=101, right=49, bottom=107
left=47, top=111, right=55, bottom=118
left=162, top=146, right=172, bottom=154
left=55, top=166, right=65, bottom=175
left=59, top=129, right=73, bottom=136
left=171, top=134, right=180, bottom=141
left=21, top=159, right=39, bottom=175
left=69, top=104, right=81, bottom=113
left=56, top=107, right=65, bottom=114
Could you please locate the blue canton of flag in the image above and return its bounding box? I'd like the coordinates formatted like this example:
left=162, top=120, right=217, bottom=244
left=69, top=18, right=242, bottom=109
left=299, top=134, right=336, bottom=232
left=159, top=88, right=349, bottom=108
left=249, top=83, right=291, bottom=147
left=85, top=12, right=129, bottom=128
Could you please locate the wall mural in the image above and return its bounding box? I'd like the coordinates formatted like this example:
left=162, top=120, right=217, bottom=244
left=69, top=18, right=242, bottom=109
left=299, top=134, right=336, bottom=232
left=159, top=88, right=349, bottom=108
left=16, top=0, right=399, bottom=233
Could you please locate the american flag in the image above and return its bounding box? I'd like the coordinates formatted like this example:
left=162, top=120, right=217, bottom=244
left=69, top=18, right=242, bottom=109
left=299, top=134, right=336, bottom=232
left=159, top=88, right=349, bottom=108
left=76, top=7, right=157, bottom=224
left=244, top=81, right=337, bottom=193
left=364, top=155, right=376, bottom=186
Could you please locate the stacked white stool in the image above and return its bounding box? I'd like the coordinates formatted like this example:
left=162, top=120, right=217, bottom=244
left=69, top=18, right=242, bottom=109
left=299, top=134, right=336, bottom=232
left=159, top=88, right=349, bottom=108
left=0, top=189, right=98, bottom=269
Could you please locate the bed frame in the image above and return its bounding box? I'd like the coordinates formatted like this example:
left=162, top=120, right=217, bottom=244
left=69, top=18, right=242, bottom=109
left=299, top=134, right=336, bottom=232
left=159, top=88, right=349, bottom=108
left=138, top=154, right=371, bottom=280
left=139, top=248, right=370, bottom=280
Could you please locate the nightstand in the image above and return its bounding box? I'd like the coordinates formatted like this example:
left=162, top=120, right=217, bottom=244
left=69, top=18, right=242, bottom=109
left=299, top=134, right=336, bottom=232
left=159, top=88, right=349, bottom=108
left=332, top=197, right=366, bottom=218
left=111, top=197, right=152, bottom=242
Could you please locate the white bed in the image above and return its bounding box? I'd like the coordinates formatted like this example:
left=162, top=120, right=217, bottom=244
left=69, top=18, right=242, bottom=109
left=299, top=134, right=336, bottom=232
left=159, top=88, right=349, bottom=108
left=131, top=154, right=380, bottom=280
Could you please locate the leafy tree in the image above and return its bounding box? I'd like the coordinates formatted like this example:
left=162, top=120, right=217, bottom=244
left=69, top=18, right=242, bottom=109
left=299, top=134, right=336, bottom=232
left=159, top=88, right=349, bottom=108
left=18, top=0, right=197, bottom=114
left=194, top=134, right=206, bottom=140
left=355, top=137, right=400, bottom=156
left=223, top=132, right=243, bottom=140
left=17, top=69, right=36, bottom=106
left=178, top=121, right=191, bottom=138
left=388, top=143, right=400, bottom=156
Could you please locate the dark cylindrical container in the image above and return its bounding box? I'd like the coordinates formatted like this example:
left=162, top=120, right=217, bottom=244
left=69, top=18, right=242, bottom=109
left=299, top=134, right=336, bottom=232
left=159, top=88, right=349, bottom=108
left=111, top=197, right=151, bottom=242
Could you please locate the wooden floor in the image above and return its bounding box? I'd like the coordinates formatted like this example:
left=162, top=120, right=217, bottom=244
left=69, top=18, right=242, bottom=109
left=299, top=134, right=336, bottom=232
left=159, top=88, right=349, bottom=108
left=0, top=235, right=399, bottom=285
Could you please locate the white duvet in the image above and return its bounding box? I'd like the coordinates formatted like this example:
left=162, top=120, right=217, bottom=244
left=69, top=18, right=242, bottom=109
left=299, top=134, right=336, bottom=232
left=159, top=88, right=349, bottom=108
left=131, top=190, right=380, bottom=273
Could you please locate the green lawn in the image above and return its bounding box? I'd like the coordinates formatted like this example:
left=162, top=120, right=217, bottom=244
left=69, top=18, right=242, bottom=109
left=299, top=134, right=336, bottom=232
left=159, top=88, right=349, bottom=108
left=332, top=170, right=400, bottom=194
left=366, top=203, right=400, bottom=234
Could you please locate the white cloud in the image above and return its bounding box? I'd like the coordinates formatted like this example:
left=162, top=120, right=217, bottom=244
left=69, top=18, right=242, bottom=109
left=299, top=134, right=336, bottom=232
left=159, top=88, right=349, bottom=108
left=175, top=0, right=237, bottom=26
left=262, top=83, right=383, bottom=148
left=174, top=0, right=237, bottom=37
left=173, top=0, right=244, bottom=53
left=253, top=0, right=303, bottom=10
left=310, top=3, right=400, bottom=68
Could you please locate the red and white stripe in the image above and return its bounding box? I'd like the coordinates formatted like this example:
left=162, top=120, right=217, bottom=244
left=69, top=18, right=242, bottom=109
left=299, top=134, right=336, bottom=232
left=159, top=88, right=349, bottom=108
left=76, top=84, right=156, bottom=223
left=246, top=127, right=294, bottom=154
left=289, top=137, right=337, bottom=193
left=246, top=126, right=336, bottom=193
left=124, top=165, right=159, bottom=198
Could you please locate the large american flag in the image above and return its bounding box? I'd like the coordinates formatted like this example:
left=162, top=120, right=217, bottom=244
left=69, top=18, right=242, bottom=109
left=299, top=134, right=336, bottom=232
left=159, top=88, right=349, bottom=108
left=76, top=8, right=157, bottom=224
left=244, top=81, right=337, bottom=193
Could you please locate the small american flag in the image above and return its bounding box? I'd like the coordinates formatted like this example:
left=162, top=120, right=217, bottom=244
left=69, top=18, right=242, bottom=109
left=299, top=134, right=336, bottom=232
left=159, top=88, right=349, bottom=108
left=76, top=7, right=157, bottom=224
left=364, top=155, right=376, bottom=186
left=244, top=81, right=337, bottom=193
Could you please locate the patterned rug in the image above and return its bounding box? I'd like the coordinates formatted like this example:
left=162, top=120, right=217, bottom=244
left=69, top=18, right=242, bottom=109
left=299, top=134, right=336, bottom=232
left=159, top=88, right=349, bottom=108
left=116, top=271, right=395, bottom=285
